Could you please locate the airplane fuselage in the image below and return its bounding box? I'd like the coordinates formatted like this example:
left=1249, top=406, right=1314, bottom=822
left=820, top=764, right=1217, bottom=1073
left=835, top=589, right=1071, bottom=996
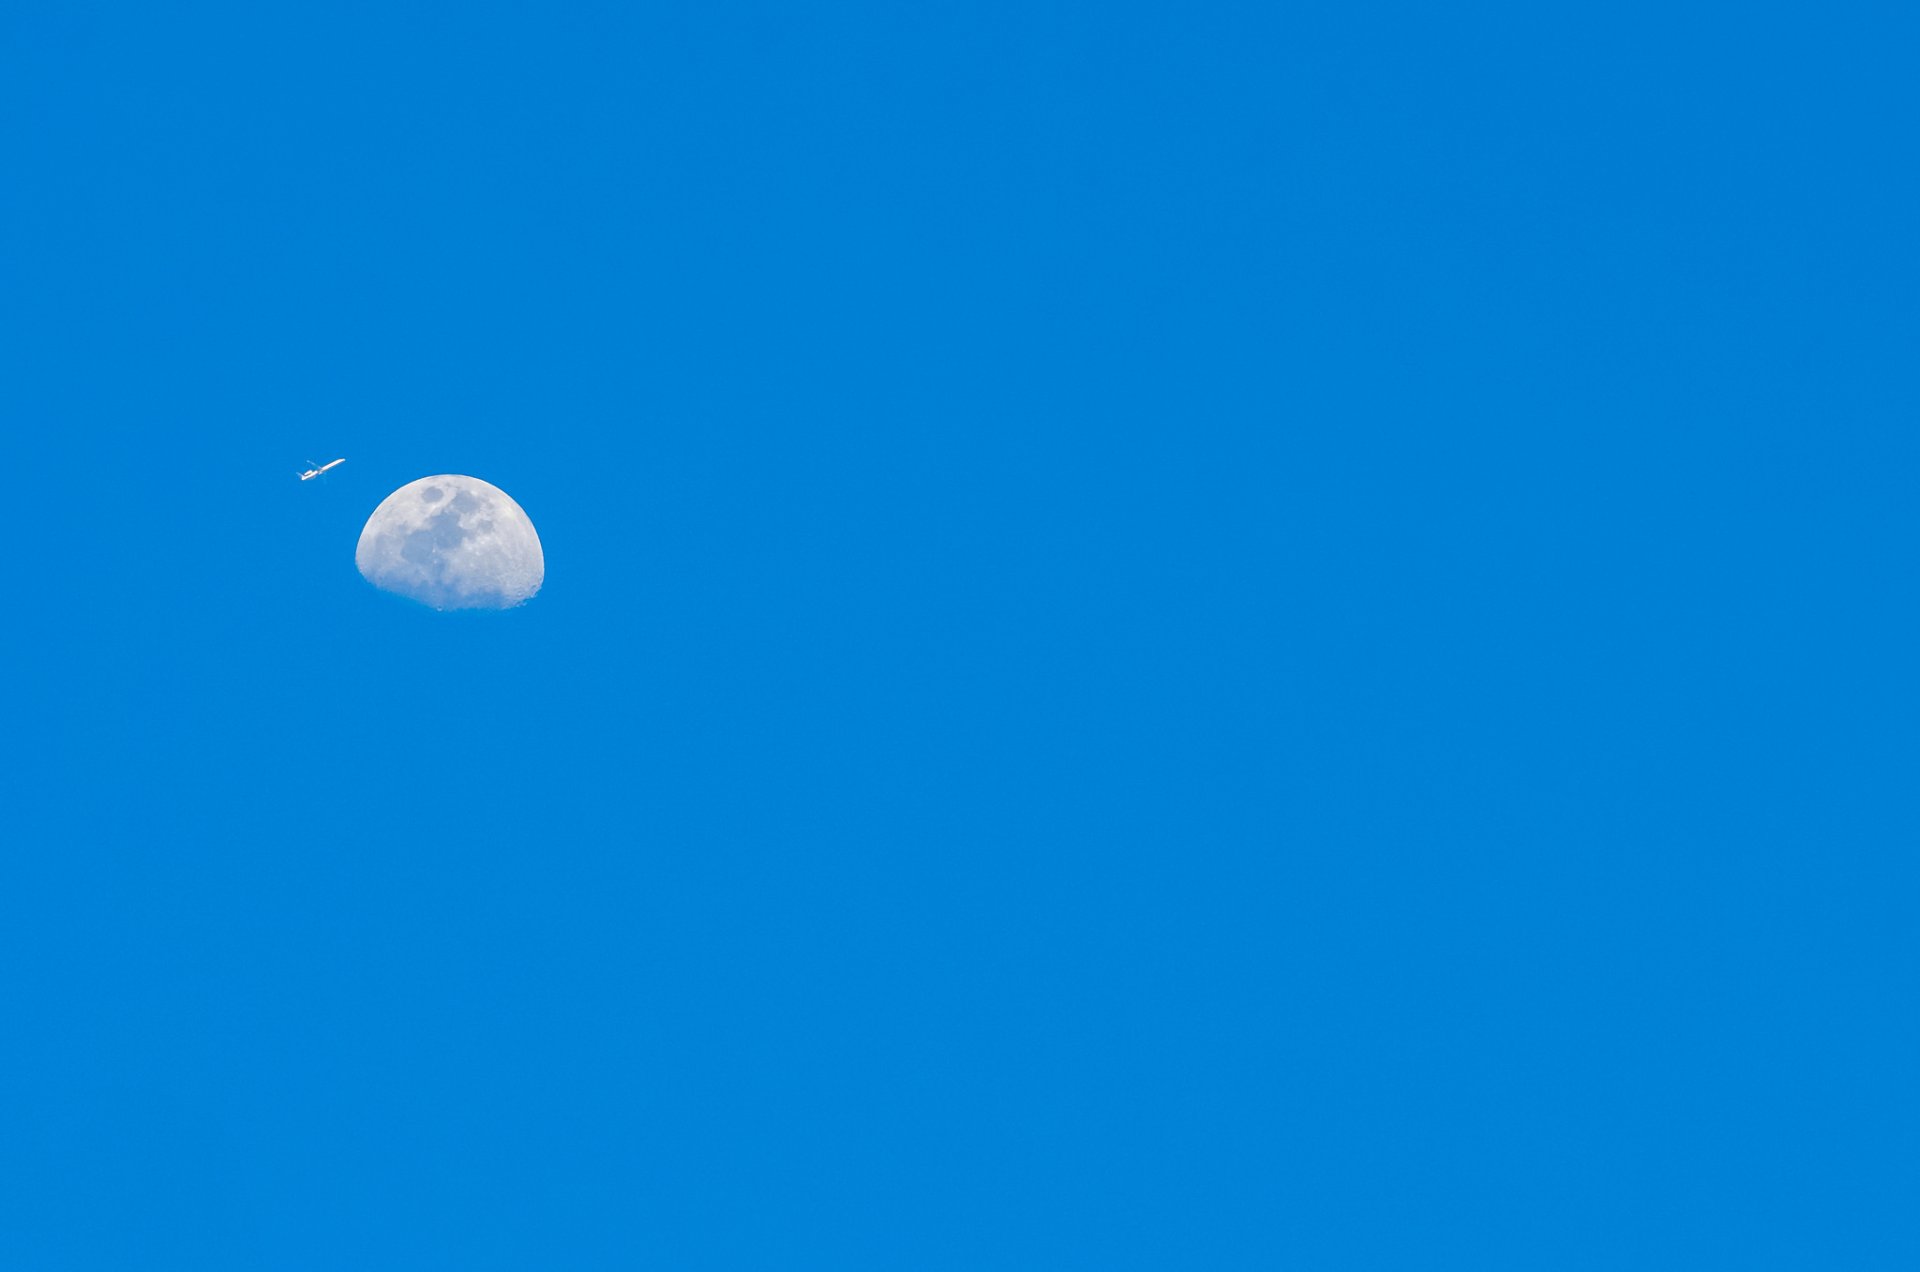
left=299, top=458, right=346, bottom=481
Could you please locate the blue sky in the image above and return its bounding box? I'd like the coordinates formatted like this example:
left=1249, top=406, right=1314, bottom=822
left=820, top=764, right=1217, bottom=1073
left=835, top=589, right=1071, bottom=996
left=3, top=2, right=1915, bottom=1267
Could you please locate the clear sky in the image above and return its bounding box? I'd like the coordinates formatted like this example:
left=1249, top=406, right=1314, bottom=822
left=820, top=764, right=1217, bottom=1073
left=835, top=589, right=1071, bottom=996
left=3, top=2, right=1914, bottom=1267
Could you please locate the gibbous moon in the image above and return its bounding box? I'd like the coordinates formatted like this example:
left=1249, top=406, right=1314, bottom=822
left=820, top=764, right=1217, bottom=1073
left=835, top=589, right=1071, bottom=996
left=356, top=475, right=544, bottom=610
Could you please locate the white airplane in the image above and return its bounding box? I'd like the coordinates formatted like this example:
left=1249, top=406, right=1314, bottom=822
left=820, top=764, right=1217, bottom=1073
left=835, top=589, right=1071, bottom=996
left=299, top=458, right=346, bottom=481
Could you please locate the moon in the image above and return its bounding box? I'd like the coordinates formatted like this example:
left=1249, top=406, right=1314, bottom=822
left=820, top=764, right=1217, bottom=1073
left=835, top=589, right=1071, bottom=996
left=356, top=475, right=545, bottom=610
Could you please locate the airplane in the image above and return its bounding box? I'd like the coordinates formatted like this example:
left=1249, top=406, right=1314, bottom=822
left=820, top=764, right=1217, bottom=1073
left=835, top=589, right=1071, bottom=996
left=299, top=458, right=346, bottom=481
